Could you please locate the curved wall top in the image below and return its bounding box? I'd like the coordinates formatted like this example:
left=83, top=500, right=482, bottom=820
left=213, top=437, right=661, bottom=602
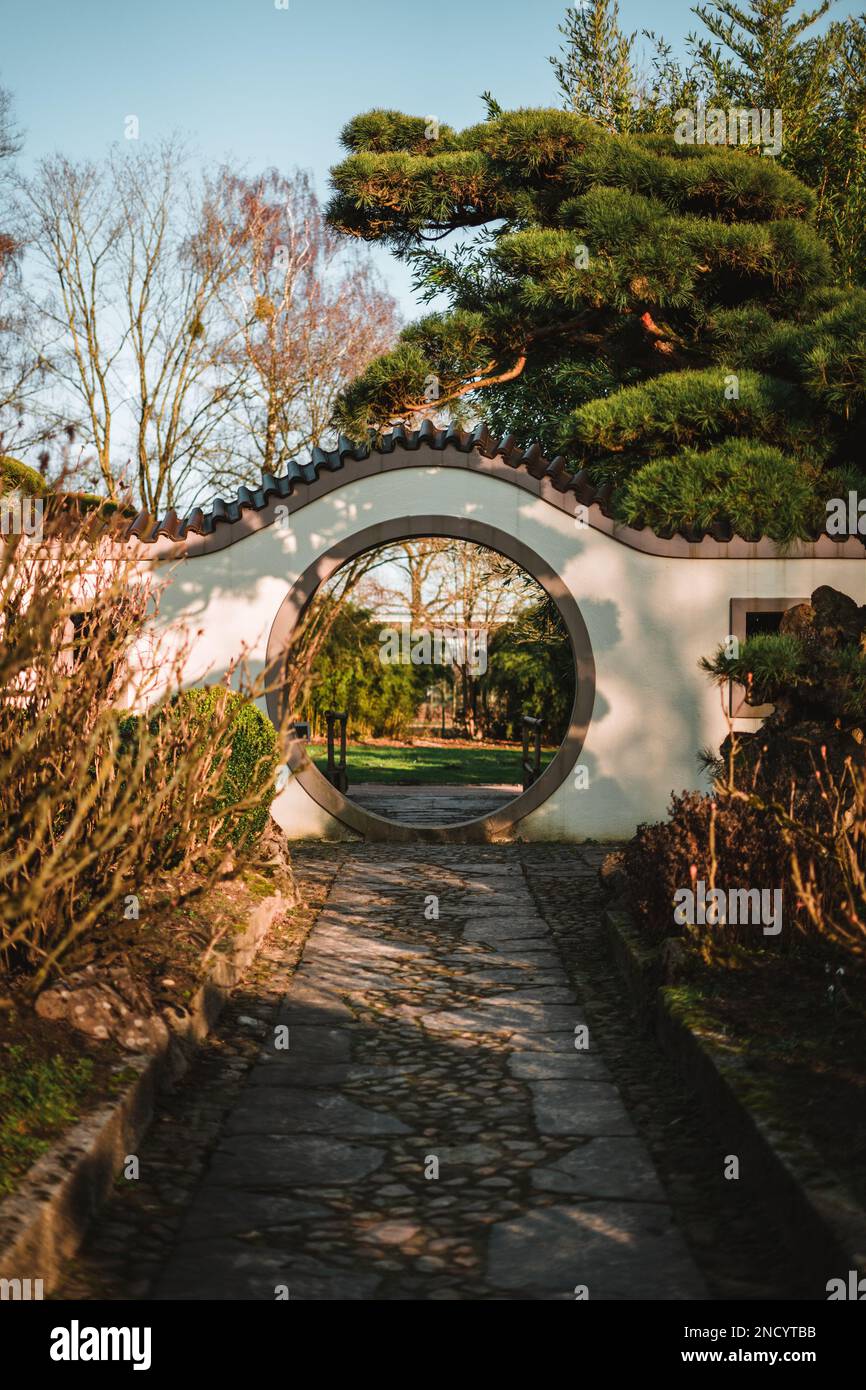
left=124, top=419, right=866, bottom=563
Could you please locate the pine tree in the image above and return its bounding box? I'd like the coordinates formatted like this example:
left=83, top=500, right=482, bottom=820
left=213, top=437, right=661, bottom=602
left=685, top=0, right=866, bottom=286
left=327, top=105, right=866, bottom=542
left=548, top=1, right=866, bottom=286
left=550, top=0, right=639, bottom=132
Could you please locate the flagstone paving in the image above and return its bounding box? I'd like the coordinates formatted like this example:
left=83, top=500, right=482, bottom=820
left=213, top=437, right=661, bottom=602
left=147, top=847, right=702, bottom=1301
left=56, top=844, right=811, bottom=1302
left=347, top=784, right=519, bottom=825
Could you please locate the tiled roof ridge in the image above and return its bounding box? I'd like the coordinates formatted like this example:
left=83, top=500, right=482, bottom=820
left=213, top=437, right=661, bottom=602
left=123, top=419, right=864, bottom=550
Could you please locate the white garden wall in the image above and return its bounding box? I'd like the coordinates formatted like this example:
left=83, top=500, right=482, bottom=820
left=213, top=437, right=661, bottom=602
left=134, top=447, right=866, bottom=843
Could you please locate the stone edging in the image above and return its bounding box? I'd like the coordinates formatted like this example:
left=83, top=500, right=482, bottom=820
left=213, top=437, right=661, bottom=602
left=601, top=898, right=866, bottom=1288
left=0, top=892, right=286, bottom=1296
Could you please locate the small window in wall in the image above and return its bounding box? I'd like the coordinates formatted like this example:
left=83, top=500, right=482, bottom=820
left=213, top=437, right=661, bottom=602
left=729, top=597, right=808, bottom=718
left=745, top=609, right=784, bottom=639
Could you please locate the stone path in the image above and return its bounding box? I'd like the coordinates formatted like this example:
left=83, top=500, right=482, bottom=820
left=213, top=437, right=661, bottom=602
left=147, top=845, right=703, bottom=1301
left=347, top=784, right=519, bottom=825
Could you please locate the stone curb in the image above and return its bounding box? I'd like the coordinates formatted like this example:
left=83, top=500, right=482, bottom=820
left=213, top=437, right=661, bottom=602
left=601, top=898, right=866, bottom=1289
left=0, top=891, right=286, bottom=1296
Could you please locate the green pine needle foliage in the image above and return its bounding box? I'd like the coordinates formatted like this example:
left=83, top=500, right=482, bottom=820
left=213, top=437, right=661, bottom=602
left=327, top=102, right=866, bottom=541
left=617, top=441, right=836, bottom=543
left=559, top=368, right=817, bottom=467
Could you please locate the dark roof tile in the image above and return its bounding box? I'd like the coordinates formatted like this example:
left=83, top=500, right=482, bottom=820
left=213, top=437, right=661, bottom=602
left=123, top=419, right=866, bottom=552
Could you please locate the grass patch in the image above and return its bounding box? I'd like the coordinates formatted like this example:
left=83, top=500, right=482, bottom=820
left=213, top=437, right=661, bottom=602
left=309, top=741, right=556, bottom=785
left=0, top=1045, right=96, bottom=1196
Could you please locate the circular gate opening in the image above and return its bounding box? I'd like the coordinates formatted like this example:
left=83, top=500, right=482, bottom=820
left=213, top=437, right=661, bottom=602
left=265, top=516, right=595, bottom=842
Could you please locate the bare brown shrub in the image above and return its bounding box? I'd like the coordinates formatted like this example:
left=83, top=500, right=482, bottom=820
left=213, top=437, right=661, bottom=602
left=0, top=511, right=278, bottom=988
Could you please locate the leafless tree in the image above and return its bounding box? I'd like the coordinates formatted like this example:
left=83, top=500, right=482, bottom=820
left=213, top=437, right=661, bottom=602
left=0, top=83, right=42, bottom=453
left=356, top=539, right=528, bottom=736
left=206, top=167, right=399, bottom=476
left=18, top=139, right=249, bottom=511
left=17, top=151, right=400, bottom=510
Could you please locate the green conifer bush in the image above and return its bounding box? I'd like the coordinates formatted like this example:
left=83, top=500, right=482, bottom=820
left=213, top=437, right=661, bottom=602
left=328, top=107, right=866, bottom=541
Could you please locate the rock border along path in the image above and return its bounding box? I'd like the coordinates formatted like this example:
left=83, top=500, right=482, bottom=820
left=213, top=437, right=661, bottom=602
left=143, top=844, right=703, bottom=1301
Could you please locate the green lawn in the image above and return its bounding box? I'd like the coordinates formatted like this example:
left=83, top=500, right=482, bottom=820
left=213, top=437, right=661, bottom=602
left=308, top=742, right=554, bottom=785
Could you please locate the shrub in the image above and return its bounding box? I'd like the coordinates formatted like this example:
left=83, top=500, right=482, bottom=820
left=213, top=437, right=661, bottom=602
left=625, top=767, right=866, bottom=964
left=782, top=757, right=866, bottom=961
left=123, top=688, right=278, bottom=849
left=623, top=789, right=789, bottom=949
left=0, top=456, right=49, bottom=496
left=0, top=512, right=279, bottom=988
left=623, top=586, right=866, bottom=965
left=701, top=585, right=866, bottom=729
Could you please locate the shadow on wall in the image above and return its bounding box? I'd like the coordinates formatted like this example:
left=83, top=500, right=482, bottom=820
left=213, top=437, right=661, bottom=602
left=148, top=517, right=709, bottom=842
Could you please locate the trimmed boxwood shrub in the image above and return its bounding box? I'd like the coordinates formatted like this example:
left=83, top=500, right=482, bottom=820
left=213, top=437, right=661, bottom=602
left=120, top=687, right=278, bottom=850
left=176, top=688, right=278, bottom=846
left=0, top=456, right=49, bottom=496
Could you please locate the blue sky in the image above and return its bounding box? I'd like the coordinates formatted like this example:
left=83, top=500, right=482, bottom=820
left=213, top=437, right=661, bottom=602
left=4, top=0, right=860, bottom=316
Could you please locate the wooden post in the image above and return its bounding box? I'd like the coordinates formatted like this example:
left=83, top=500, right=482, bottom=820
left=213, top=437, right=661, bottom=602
left=521, top=715, right=542, bottom=791
left=324, top=710, right=349, bottom=792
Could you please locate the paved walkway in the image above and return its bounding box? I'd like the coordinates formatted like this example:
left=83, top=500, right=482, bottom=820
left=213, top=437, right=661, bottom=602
left=347, top=783, right=519, bottom=825
left=151, top=845, right=703, bottom=1301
